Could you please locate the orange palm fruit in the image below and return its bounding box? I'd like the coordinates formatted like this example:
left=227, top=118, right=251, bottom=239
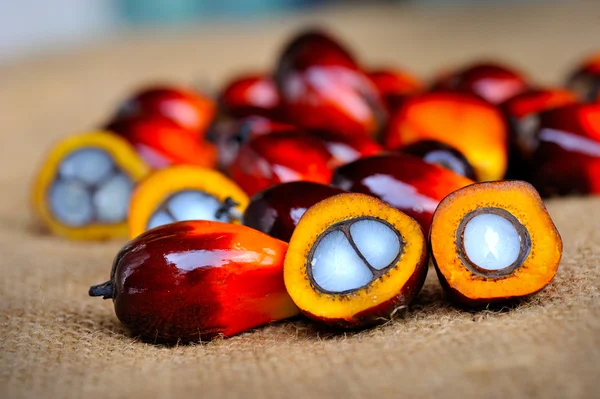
left=90, top=221, right=299, bottom=343
left=32, top=131, right=149, bottom=240
left=284, top=193, right=428, bottom=327
left=383, top=92, right=508, bottom=181
left=128, top=165, right=249, bottom=239
left=567, top=53, right=600, bottom=103
left=430, top=181, right=562, bottom=307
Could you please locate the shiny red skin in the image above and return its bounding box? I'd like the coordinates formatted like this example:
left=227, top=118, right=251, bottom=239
left=500, top=88, right=578, bottom=180
left=367, top=69, right=422, bottom=111
left=229, top=131, right=334, bottom=196
left=220, top=74, right=281, bottom=118
left=114, top=86, right=216, bottom=136
left=530, top=103, right=600, bottom=196
left=274, top=30, right=386, bottom=138
left=243, top=181, right=345, bottom=242
left=401, top=140, right=476, bottom=180
left=210, top=116, right=296, bottom=171
left=108, top=115, right=216, bottom=169
left=331, top=154, right=474, bottom=232
left=310, top=130, right=382, bottom=167
left=101, top=221, right=298, bottom=343
left=431, top=62, right=529, bottom=104
left=567, top=55, right=600, bottom=103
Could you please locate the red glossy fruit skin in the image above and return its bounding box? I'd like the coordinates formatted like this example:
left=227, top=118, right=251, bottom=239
left=431, top=62, right=529, bottom=104
left=500, top=88, right=578, bottom=180
left=243, top=181, right=345, bottom=242
left=367, top=69, right=422, bottom=111
left=210, top=116, right=296, bottom=171
left=274, top=30, right=386, bottom=138
left=220, top=74, right=281, bottom=118
left=530, top=103, right=600, bottom=196
left=310, top=130, right=382, bottom=167
left=331, top=153, right=474, bottom=232
left=400, top=140, right=476, bottom=180
left=115, top=86, right=216, bottom=137
left=108, top=115, right=217, bottom=169
left=229, top=131, right=334, bottom=196
left=108, top=221, right=299, bottom=343
left=567, top=54, right=600, bottom=103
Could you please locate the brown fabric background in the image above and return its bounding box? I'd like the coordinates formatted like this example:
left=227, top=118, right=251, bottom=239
left=2, top=2, right=600, bottom=398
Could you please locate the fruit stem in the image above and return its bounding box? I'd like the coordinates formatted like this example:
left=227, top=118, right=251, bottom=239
left=89, top=281, right=114, bottom=299
left=216, top=197, right=243, bottom=222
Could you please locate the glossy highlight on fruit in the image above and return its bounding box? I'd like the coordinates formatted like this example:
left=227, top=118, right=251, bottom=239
left=367, top=68, right=422, bottom=111
left=107, top=115, right=217, bottom=169
left=384, top=92, right=508, bottom=181
left=311, top=130, right=382, bottom=167
left=401, top=140, right=475, bottom=180
left=243, top=181, right=345, bottom=242
left=331, top=153, right=474, bottom=232
left=432, top=61, right=529, bottom=104
left=89, top=221, right=299, bottom=343
left=284, top=193, right=428, bottom=327
left=274, top=30, right=386, bottom=138
left=113, top=85, right=216, bottom=136
left=32, top=131, right=150, bottom=240
left=430, top=181, right=562, bottom=307
left=530, top=103, right=600, bottom=196
left=229, top=130, right=334, bottom=196
left=128, top=165, right=249, bottom=238
left=500, top=88, right=577, bottom=179
left=567, top=53, right=600, bottom=103
left=220, top=74, right=280, bottom=118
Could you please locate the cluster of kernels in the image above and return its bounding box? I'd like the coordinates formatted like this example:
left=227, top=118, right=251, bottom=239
left=309, top=218, right=402, bottom=293
left=50, top=148, right=133, bottom=226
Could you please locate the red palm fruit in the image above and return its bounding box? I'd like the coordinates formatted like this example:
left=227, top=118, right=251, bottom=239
left=567, top=53, right=600, bottom=103
left=274, top=30, right=386, bottom=138
left=243, top=181, right=345, bottom=242
left=229, top=131, right=334, bottom=196
left=530, top=103, right=600, bottom=196
left=107, top=115, right=217, bottom=169
left=89, top=221, right=299, bottom=343
left=310, top=130, right=382, bottom=167
left=219, top=74, right=281, bottom=118
left=331, top=153, right=474, bottom=232
left=210, top=116, right=296, bottom=171
left=367, top=68, right=422, bottom=111
left=432, top=62, right=529, bottom=104
left=383, top=92, right=508, bottom=181
left=113, top=85, right=216, bottom=137
left=500, top=88, right=578, bottom=179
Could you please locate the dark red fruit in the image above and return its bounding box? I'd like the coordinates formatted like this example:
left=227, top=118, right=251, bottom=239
left=500, top=88, right=577, bottom=179
left=401, top=140, right=476, bottom=180
left=367, top=68, right=422, bottom=111
left=107, top=115, right=217, bottom=169
left=219, top=74, right=281, bottom=118
left=331, top=154, right=474, bottom=231
left=89, top=221, right=299, bottom=343
left=210, top=116, right=296, bottom=171
left=229, top=130, right=334, bottom=196
left=113, top=85, right=216, bottom=137
left=566, top=53, right=600, bottom=103
left=243, top=181, right=345, bottom=242
left=310, top=130, right=382, bottom=167
left=274, top=30, right=386, bottom=138
left=530, top=103, right=600, bottom=196
left=432, top=62, right=529, bottom=104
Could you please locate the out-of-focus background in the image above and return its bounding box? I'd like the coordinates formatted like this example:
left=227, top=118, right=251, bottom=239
left=0, top=0, right=586, bottom=64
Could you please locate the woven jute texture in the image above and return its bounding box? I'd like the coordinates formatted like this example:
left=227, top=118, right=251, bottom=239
left=1, top=2, right=600, bottom=398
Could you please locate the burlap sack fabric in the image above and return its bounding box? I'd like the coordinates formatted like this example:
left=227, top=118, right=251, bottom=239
left=1, top=2, right=600, bottom=398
